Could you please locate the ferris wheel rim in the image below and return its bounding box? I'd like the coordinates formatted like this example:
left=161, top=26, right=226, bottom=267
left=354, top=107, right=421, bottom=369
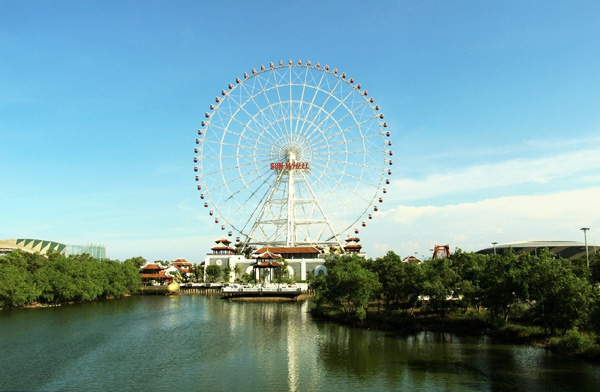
left=195, top=60, right=391, bottom=244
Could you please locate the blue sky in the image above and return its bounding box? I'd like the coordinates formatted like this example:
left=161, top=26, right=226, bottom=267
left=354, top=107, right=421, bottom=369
left=1, top=1, right=599, bottom=262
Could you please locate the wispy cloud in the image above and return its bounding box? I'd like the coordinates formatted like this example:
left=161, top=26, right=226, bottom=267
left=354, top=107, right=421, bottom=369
left=390, top=146, right=600, bottom=203
left=361, top=187, right=600, bottom=259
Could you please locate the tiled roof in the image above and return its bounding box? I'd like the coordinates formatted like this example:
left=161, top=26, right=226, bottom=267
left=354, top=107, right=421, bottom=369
left=253, top=246, right=320, bottom=255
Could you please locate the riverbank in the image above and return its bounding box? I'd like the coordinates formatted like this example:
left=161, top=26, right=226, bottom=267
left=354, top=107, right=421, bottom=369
left=1, top=294, right=134, bottom=311
left=310, top=306, right=600, bottom=362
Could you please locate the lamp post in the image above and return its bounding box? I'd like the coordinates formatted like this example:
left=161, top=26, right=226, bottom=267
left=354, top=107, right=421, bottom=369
left=581, top=228, right=590, bottom=268
left=491, top=242, right=498, bottom=255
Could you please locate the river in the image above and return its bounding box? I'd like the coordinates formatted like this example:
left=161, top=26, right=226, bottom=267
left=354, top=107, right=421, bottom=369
left=1, top=295, right=599, bottom=391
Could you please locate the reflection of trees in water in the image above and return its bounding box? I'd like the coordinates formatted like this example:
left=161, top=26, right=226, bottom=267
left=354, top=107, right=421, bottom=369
left=315, top=322, right=385, bottom=378
left=315, top=327, right=580, bottom=391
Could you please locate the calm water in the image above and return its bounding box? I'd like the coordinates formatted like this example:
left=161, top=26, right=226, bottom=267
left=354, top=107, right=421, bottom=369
left=1, top=295, right=599, bottom=391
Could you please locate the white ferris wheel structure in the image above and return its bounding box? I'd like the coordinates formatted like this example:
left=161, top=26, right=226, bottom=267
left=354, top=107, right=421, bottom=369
left=194, top=60, right=392, bottom=250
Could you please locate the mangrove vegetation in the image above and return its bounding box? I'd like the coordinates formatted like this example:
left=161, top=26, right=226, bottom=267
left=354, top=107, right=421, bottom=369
left=0, top=250, right=142, bottom=308
left=311, top=249, right=600, bottom=359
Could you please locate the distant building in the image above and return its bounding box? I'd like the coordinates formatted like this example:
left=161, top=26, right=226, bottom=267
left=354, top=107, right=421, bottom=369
left=402, top=255, right=421, bottom=263
left=0, top=238, right=107, bottom=259
left=139, top=258, right=196, bottom=285
left=202, top=236, right=366, bottom=281
left=432, top=245, right=451, bottom=259
left=476, top=240, right=597, bottom=259
left=139, top=263, right=172, bottom=286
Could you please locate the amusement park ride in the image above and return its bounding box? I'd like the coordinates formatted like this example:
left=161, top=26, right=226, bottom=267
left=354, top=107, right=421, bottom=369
left=194, top=60, right=392, bottom=254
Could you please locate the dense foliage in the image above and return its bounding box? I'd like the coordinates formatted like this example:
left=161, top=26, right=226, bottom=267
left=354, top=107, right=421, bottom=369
left=0, top=250, right=141, bottom=308
left=205, top=264, right=221, bottom=283
left=313, top=249, right=600, bottom=340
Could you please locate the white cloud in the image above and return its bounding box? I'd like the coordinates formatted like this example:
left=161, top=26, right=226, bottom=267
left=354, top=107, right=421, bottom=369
left=389, top=147, right=600, bottom=203
left=360, top=187, right=600, bottom=259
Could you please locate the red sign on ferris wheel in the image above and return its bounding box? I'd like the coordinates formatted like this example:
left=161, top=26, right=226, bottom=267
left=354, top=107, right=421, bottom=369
left=270, top=162, right=310, bottom=170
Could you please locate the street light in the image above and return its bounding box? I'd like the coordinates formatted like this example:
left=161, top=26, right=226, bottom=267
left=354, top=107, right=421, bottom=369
left=581, top=228, right=590, bottom=268
left=491, top=242, right=498, bottom=255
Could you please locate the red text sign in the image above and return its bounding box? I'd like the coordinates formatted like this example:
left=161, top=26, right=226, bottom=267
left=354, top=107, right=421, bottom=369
left=270, top=162, right=310, bottom=170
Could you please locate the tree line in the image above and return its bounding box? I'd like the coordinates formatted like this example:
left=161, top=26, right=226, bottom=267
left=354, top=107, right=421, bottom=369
left=0, top=250, right=142, bottom=308
left=312, top=249, right=600, bottom=337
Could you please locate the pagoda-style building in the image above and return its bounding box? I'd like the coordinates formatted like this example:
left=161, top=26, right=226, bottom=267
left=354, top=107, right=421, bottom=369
left=171, top=258, right=193, bottom=275
left=250, top=248, right=285, bottom=283
left=211, top=237, right=236, bottom=255
left=139, top=263, right=173, bottom=286
left=203, top=236, right=368, bottom=281
left=343, top=236, right=363, bottom=254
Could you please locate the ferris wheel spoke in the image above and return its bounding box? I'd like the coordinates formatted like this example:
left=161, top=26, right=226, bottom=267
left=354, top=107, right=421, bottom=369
left=295, top=71, right=327, bottom=138
left=237, top=79, right=287, bottom=143
left=203, top=138, right=271, bottom=154
left=218, top=169, right=276, bottom=215
left=298, top=79, right=344, bottom=143
left=310, top=156, right=381, bottom=188
left=325, top=157, right=382, bottom=173
left=291, top=66, right=311, bottom=138
left=307, top=162, right=373, bottom=205
left=271, top=67, right=292, bottom=138
left=213, top=98, right=266, bottom=139
left=311, top=114, right=380, bottom=151
left=207, top=121, right=274, bottom=150
left=228, top=171, right=280, bottom=233
left=204, top=155, right=272, bottom=178
left=206, top=153, right=271, bottom=160
left=304, top=90, right=369, bottom=148
left=253, top=74, right=290, bottom=140
left=311, top=100, right=374, bottom=140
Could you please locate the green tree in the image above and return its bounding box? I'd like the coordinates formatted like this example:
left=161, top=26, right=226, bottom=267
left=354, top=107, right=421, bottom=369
left=528, top=250, right=591, bottom=335
left=450, top=250, right=486, bottom=313
left=122, top=259, right=142, bottom=293
left=421, top=257, right=459, bottom=318
left=192, top=264, right=205, bottom=282
left=126, top=256, right=148, bottom=268
left=0, top=254, right=39, bottom=307
left=241, top=273, right=254, bottom=284
left=480, top=248, right=528, bottom=323
left=370, top=251, right=421, bottom=311
left=205, top=264, right=221, bottom=283
left=314, top=255, right=381, bottom=320
left=233, top=264, right=242, bottom=281
left=222, top=266, right=232, bottom=282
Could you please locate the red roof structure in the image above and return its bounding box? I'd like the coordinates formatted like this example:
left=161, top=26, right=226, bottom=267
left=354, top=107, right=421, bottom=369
left=139, top=269, right=173, bottom=284
left=211, top=237, right=236, bottom=255
left=432, top=245, right=451, bottom=259
left=252, top=246, right=320, bottom=258
left=172, top=258, right=191, bottom=266
left=214, top=237, right=232, bottom=245
left=343, top=241, right=362, bottom=254
left=141, top=263, right=164, bottom=271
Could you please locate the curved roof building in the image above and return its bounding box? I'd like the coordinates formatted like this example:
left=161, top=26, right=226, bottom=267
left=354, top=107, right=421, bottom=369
left=476, top=240, right=596, bottom=260
left=0, top=238, right=68, bottom=255
left=0, top=239, right=106, bottom=259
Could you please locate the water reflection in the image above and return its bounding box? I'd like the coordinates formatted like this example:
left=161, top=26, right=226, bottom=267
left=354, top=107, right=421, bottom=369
left=1, top=296, right=599, bottom=392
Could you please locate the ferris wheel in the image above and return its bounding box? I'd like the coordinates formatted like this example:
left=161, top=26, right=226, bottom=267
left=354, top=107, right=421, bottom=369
left=194, top=60, right=392, bottom=248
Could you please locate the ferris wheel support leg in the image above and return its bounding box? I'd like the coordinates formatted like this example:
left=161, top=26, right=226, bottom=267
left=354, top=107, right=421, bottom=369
left=287, top=168, right=296, bottom=247
left=300, top=171, right=344, bottom=249
left=247, top=170, right=285, bottom=245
